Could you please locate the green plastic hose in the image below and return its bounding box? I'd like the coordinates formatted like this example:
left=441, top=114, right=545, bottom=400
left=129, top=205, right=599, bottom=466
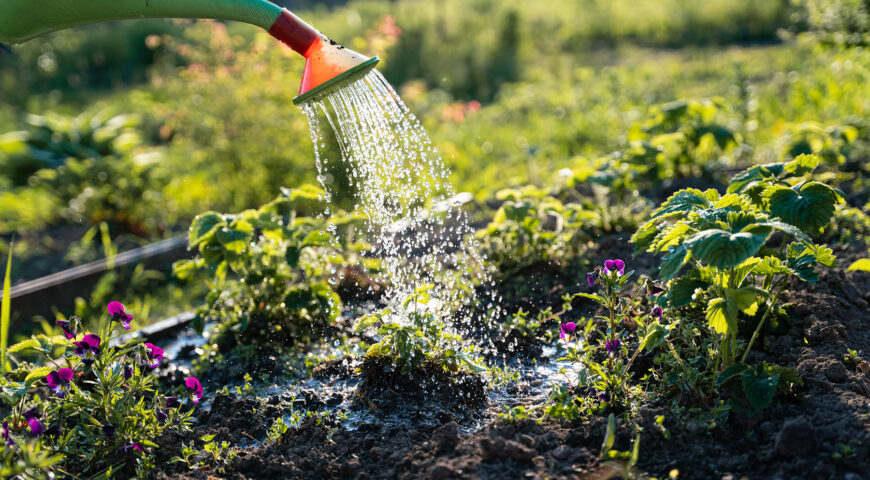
left=0, top=0, right=282, bottom=44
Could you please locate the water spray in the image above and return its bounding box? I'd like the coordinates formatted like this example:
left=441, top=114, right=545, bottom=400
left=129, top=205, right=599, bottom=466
left=0, top=0, right=379, bottom=104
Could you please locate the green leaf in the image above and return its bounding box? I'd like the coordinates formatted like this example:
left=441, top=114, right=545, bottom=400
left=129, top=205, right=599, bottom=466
left=215, top=225, right=251, bottom=254
left=706, top=297, right=733, bottom=335
left=716, top=362, right=750, bottom=387
left=639, top=322, right=667, bottom=352
left=650, top=188, right=717, bottom=220
left=302, top=230, right=332, bottom=247
left=574, top=292, right=610, bottom=308
left=600, top=413, right=617, bottom=458
left=766, top=182, right=843, bottom=234
left=741, top=372, right=779, bottom=413
left=668, top=275, right=709, bottom=307
left=285, top=246, right=300, bottom=267
left=8, top=338, right=40, bottom=353
left=751, top=256, right=791, bottom=276
left=659, top=244, right=691, bottom=281
left=24, top=365, right=53, bottom=383
left=685, top=229, right=770, bottom=269
left=650, top=222, right=692, bottom=253
left=188, top=212, right=223, bottom=247
left=787, top=242, right=836, bottom=283
left=783, top=154, right=820, bottom=176
left=727, top=162, right=784, bottom=194
left=848, top=258, right=870, bottom=272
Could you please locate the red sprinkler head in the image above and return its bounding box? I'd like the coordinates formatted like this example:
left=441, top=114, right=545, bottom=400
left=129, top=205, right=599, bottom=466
left=268, top=9, right=380, bottom=105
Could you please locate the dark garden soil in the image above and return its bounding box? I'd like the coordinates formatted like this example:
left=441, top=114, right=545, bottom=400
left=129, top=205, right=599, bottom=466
left=146, top=240, right=870, bottom=480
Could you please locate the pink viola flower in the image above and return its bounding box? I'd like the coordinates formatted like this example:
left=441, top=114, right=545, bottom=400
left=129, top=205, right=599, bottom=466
left=603, top=259, right=625, bottom=276
left=143, top=343, right=164, bottom=368
left=185, top=377, right=203, bottom=404
left=73, top=334, right=101, bottom=365
left=46, top=368, right=75, bottom=398
left=107, top=301, right=133, bottom=330
left=605, top=338, right=621, bottom=354
left=587, top=272, right=597, bottom=288
left=560, top=322, right=576, bottom=340
left=56, top=317, right=77, bottom=340
left=28, top=418, right=44, bottom=436
left=2, top=421, right=13, bottom=446
left=122, top=443, right=143, bottom=453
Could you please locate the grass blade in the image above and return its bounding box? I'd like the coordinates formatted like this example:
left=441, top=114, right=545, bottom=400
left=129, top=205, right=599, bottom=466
left=1, top=247, right=11, bottom=373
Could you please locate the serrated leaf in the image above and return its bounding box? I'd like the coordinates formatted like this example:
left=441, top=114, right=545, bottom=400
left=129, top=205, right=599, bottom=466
left=659, top=244, right=691, bottom=281
left=706, top=297, right=733, bottom=335
left=8, top=339, right=40, bottom=353
left=188, top=212, right=223, bottom=247
left=650, top=222, right=692, bottom=253
left=783, top=154, right=819, bottom=176
left=751, top=256, right=791, bottom=276
left=24, top=366, right=53, bottom=383
left=716, top=362, right=751, bottom=387
left=741, top=372, right=779, bottom=413
left=727, top=163, right=784, bottom=194
left=668, top=276, right=709, bottom=307
left=766, top=182, right=843, bottom=234
left=650, top=188, right=716, bottom=220
left=639, top=323, right=667, bottom=352
left=685, top=229, right=769, bottom=269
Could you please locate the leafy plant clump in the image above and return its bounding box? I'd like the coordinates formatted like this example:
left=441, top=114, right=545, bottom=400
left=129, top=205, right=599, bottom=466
left=175, top=185, right=368, bottom=375
left=354, top=285, right=487, bottom=405
left=1, top=301, right=202, bottom=478
left=632, top=153, right=839, bottom=413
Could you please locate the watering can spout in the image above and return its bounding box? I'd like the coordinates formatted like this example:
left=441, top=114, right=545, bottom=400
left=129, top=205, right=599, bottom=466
left=0, top=0, right=379, bottom=103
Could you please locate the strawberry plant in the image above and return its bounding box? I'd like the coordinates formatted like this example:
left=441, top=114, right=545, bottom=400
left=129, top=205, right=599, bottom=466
left=174, top=185, right=366, bottom=372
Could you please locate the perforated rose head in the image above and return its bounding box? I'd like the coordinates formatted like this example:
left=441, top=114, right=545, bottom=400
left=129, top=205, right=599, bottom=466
left=603, top=259, right=625, bottom=276
left=560, top=322, right=576, bottom=340
left=185, top=377, right=203, bottom=404
left=73, top=334, right=101, bottom=365
left=107, top=301, right=133, bottom=330
left=143, top=343, right=164, bottom=369
left=46, top=368, right=75, bottom=398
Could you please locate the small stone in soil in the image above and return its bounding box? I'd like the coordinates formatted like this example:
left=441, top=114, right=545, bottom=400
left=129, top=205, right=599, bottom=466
left=432, top=421, right=460, bottom=451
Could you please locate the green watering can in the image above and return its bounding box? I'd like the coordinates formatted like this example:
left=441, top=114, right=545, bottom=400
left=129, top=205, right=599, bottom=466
left=0, top=0, right=379, bottom=104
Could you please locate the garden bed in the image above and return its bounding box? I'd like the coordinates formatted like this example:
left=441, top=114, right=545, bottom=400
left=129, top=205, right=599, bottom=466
left=135, top=240, right=870, bottom=480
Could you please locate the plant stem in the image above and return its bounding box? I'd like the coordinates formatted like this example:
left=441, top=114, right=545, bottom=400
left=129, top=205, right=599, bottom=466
left=741, top=287, right=783, bottom=363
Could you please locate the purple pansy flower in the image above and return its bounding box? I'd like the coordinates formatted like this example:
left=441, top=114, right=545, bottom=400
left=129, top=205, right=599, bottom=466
left=46, top=368, right=75, bottom=398
left=107, top=301, right=133, bottom=330
left=123, top=364, right=134, bottom=380
left=587, top=272, right=597, bottom=288
left=165, top=397, right=180, bottom=409
left=56, top=317, right=77, bottom=340
left=122, top=443, right=143, bottom=453
left=605, top=338, right=621, bottom=354
left=2, top=421, right=13, bottom=446
left=597, top=390, right=611, bottom=402
left=73, top=334, right=101, bottom=365
left=603, top=259, right=625, bottom=276
left=652, top=306, right=663, bottom=318
left=559, top=322, right=576, bottom=340
left=28, top=418, right=44, bottom=436
left=647, top=284, right=665, bottom=296
left=156, top=410, right=168, bottom=424
left=185, top=377, right=203, bottom=404
left=143, top=343, right=164, bottom=368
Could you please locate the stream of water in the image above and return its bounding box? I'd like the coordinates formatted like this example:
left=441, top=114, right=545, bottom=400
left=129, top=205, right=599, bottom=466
left=299, top=70, right=499, bottom=325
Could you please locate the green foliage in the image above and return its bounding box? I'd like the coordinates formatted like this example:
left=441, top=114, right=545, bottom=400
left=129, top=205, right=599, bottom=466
left=177, top=186, right=365, bottom=372
left=715, top=361, right=802, bottom=416
left=354, top=285, right=485, bottom=375
left=1, top=248, right=10, bottom=374
left=1, top=304, right=195, bottom=478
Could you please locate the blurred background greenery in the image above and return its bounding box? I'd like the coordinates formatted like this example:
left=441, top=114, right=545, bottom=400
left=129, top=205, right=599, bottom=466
left=1, top=0, right=868, bottom=330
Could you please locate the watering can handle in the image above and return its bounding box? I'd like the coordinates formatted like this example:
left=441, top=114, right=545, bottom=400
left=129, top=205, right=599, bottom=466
left=0, top=0, right=314, bottom=48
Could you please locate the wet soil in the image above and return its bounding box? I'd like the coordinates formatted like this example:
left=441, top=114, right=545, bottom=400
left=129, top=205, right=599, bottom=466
left=145, top=240, right=870, bottom=480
